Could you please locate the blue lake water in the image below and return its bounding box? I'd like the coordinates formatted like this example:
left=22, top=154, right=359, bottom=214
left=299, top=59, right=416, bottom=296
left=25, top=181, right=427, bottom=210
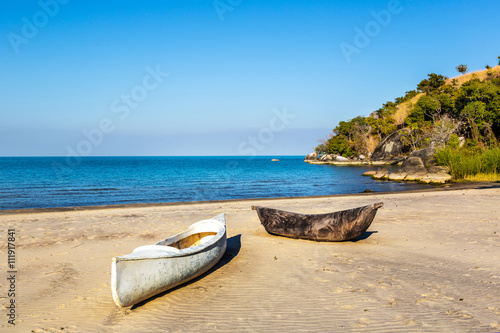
left=0, top=156, right=432, bottom=210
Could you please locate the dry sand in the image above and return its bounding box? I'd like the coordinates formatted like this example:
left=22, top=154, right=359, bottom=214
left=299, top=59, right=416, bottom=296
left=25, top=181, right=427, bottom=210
left=1, top=186, right=499, bottom=332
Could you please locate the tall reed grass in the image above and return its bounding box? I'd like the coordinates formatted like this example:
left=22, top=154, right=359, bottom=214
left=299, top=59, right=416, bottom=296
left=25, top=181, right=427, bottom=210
left=434, top=147, right=500, bottom=180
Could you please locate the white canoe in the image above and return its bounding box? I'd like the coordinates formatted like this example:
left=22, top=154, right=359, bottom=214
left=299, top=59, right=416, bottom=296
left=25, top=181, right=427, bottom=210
left=111, top=213, right=227, bottom=307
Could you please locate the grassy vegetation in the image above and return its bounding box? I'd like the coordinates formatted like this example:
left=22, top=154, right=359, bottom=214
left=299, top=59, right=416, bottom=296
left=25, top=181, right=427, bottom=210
left=464, top=173, right=500, bottom=182
left=434, top=147, right=500, bottom=180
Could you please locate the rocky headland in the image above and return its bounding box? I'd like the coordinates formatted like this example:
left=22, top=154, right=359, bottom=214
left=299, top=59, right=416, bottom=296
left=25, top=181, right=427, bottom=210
left=305, top=136, right=453, bottom=184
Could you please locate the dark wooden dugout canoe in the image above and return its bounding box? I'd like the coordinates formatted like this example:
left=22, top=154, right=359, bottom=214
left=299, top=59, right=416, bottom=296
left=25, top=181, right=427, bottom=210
left=251, top=202, right=383, bottom=242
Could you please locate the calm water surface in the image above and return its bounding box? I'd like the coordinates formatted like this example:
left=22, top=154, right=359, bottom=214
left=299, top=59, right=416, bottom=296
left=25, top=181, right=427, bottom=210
left=0, top=156, right=433, bottom=210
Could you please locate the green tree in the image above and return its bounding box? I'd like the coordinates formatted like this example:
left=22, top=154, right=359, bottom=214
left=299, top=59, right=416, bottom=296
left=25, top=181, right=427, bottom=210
left=435, top=93, right=454, bottom=114
left=405, top=95, right=441, bottom=128
left=366, top=117, right=396, bottom=140
left=462, top=101, right=486, bottom=120
left=456, top=64, right=468, bottom=75
left=455, top=79, right=497, bottom=114
left=417, top=73, right=447, bottom=93
left=461, top=101, right=489, bottom=142
left=498, top=56, right=500, bottom=66
left=326, top=134, right=354, bottom=156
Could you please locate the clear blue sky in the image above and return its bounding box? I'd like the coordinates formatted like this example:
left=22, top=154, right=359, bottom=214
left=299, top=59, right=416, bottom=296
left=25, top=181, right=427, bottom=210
left=1, top=0, right=499, bottom=156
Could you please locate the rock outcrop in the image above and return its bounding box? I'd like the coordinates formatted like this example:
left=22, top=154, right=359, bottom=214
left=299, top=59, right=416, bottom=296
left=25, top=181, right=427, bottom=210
left=370, top=130, right=406, bottom=162
left=388, top=172, right=407, bottom=181
left=401, top=156, right=427, bottom=174
left=372, top=169, right=389, bottom=180
left=366, top=147, right=452, bottom=184
left=320, top=154, right=335, bottom=162
left=419, top=173, right=452, bottom=184
left=304, top=152, right=318, bottom=161
left=305, top=152, right=370, bottom=164
left=406, top=147, right=436, bottom=167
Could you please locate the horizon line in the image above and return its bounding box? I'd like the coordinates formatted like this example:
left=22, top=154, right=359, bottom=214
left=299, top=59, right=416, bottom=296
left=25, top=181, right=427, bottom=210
left=0, top=154, right=307, bottom=158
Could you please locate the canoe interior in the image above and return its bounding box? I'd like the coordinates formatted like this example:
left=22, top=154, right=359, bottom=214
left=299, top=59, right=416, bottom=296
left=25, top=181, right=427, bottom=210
left=168, top=231, right=218, bottom=249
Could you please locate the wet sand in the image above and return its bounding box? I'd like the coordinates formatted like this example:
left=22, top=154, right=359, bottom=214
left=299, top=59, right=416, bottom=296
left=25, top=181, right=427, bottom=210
left=1, top=186, right=499, bottom=332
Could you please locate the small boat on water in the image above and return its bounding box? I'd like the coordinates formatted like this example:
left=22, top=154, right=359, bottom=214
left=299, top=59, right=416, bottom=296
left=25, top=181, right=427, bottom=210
left=111, top=214, right=227, bottom=307
left=252, top=203, right=383, bottom=242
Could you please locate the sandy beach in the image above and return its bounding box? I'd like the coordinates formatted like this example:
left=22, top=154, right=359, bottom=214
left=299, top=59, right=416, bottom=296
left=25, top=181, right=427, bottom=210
left=1, top=185, right=499, bottom=332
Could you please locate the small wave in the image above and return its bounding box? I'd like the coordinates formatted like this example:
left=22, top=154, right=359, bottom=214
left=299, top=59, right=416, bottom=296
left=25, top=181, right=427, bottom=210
left=52, top=188, right=120, bottom=193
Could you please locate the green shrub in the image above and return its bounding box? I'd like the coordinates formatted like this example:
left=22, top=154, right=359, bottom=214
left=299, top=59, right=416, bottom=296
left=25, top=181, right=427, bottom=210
left=447, top=134, right=460, bottom=149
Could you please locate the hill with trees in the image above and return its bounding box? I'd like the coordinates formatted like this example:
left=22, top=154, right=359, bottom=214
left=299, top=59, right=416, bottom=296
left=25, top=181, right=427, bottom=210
left=314, top=59, right=500, bottom=180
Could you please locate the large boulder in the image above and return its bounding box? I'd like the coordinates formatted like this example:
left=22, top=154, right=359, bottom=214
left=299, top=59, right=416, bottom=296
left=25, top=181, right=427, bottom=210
left=319, top=154, right=335, bottom=161
left=372, top=168, right=389, bottom=180
left=365, top=146, right=452, bottom=184
left=404, top=172, right=427, bottom=181
left=420, top=173, right=452, bottom=184
left=335, top=156, right=349, bottom=162
left=407, top=147, right=436, bottom=167
left=401, top=156, right=427, bottom=174
left=304, top=152, right=318, bottom=161
left=388, top=172, right=407, bottom=181
left=371, top=131, right=406, bottom=161
left=396, top=147, right=452, bottom=183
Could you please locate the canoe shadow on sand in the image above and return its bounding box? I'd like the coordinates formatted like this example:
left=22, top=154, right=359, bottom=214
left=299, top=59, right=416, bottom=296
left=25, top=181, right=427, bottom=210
left=353, top=230, right=378, bottom=242
left=130, top=234, right=242, bottom=309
